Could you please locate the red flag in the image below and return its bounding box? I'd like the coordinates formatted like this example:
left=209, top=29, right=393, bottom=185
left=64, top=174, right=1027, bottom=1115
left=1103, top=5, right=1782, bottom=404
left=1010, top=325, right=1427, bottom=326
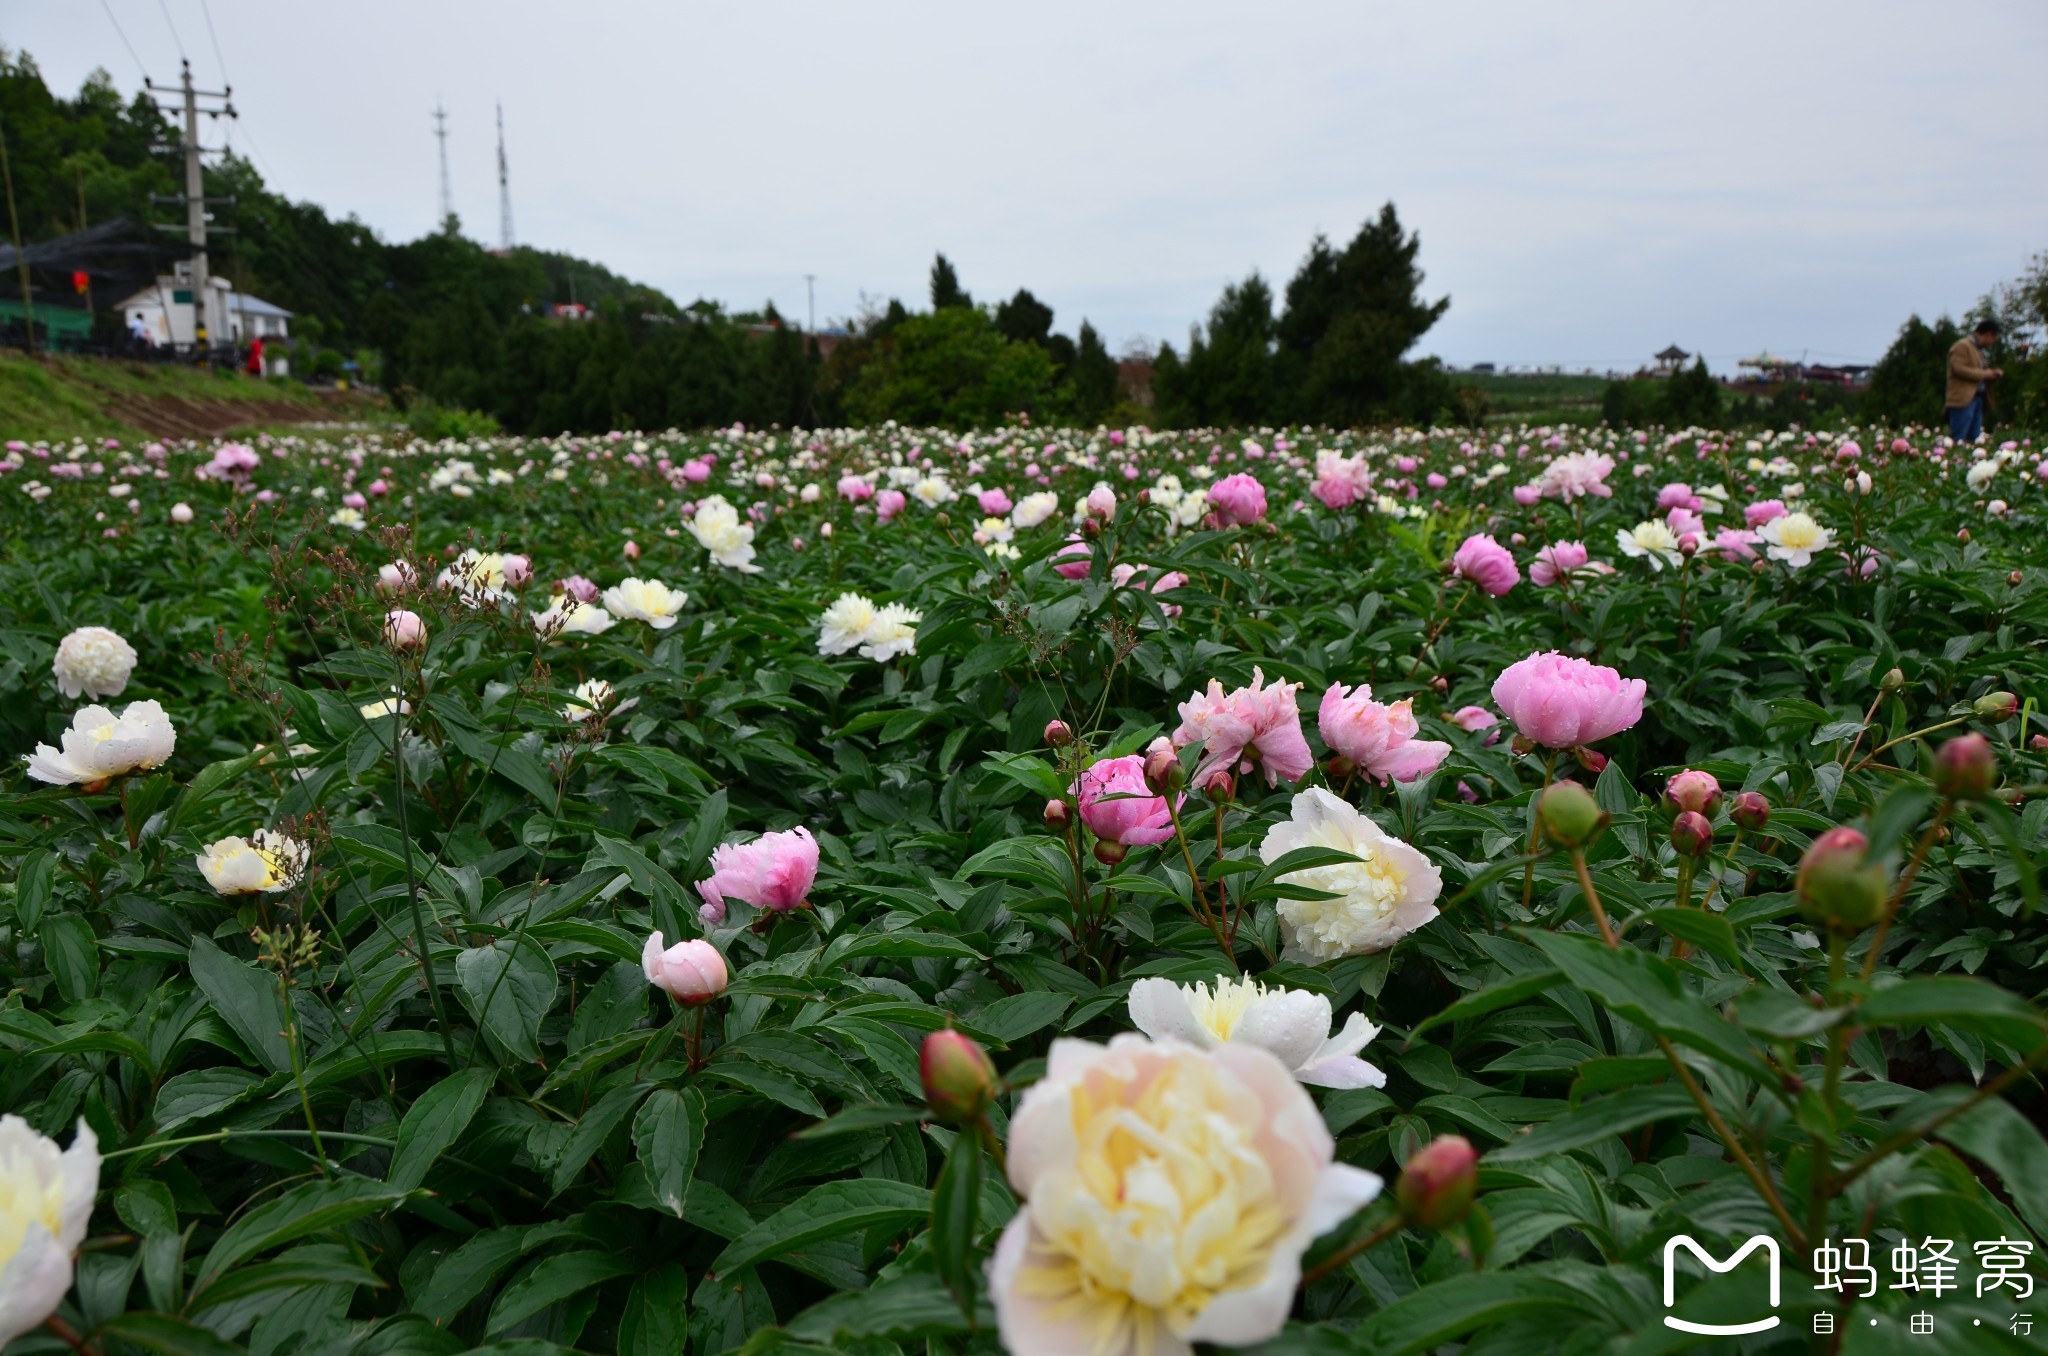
left=72, top=271, right=90, bottom=294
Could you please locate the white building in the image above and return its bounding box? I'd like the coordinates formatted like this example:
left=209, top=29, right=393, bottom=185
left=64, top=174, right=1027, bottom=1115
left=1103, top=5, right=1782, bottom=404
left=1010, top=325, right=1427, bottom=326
left=116, top=266, right=294, bottom=374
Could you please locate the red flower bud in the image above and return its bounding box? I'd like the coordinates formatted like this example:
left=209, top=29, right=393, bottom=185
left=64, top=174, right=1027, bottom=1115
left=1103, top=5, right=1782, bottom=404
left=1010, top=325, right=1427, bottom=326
left=1573, top=746, right=1608, bottom=774
left=1044, top=719, right=1074, bottom=748
left=1730, top=791, right=1771, bottom=832
left=1670, top=810, right=1714, bottom=857
left=1933, top=733, right=1996, bottom=800
left=1663, top=769, right=1722, bottom=817
left=1093, top=839, right=1129, bottom=866
left=1043, top=798, right=1071, bottom=831
left=1796, top=826, right=1890, bottom=931
left=1142, top=740, right=1186, bottom=796
left=920, top=1029, right=997, bottom=1125
left=1198, top=769, right=1235, bottom=803
left=1396, top=1134, right=1479, bottom=1229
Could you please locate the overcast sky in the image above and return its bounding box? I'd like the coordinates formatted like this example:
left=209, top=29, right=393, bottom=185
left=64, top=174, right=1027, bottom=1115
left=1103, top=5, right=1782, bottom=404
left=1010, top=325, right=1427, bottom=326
left=10, top=1, right=2046, bottom=372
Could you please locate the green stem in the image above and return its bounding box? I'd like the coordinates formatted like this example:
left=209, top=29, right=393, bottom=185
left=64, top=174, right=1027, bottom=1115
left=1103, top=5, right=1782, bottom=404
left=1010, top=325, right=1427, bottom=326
left=1859, top=804, right=1949, bottom=982
left=1570, top=848, right=1618, bottom=946
left=1301, top=1212, right=1405, bottom=1286
left=1851, top=715, right=1972, bottom=773
left=280, top=973, right=330, bottom=1179
left=1695, top=826, right=1746, bottom=915
left=1520, top=752, right=1559, bottom=914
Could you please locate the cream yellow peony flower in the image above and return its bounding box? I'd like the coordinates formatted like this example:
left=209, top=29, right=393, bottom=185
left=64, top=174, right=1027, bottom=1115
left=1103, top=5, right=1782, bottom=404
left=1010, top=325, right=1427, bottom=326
left=816, top=593, right=881, bottom=657
left=686, top=496, right=761, bottom=573
left=992, top=1036, right=1380, bottom=1356
left=1128, top=975, right=1385, bottom=1088
left=1258, top=787, right=1441, bottom=961
left=195, top=829, right=309, bottom=895
left=23, top=701, right=176, bottom=786
left=1756, top=511, right=1834, bottom=569
left=0, top=1116, right=99, bottom=1344
left=601, top=578, right=688, bottom=629
left=562, top=679, right=618, bottom=723
left=530, top=599, right=616, bottom=637
left=858, top=603, right=921, bottom=663
left=1614, top=519, right=1682, bottom=570
left=436, top=549, right=513, bottom=604
left=52, top=626, right=139, bottom=701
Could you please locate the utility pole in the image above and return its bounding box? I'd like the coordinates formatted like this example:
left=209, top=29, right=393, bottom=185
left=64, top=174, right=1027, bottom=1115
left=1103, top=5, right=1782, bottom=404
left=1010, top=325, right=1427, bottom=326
left=147, top=60, right=235, bottom=362
left=433, top=101, right=453, bottom=231
left=496, top=102, right=514, bottom=252
left=805, top=274, right=815, bottom=333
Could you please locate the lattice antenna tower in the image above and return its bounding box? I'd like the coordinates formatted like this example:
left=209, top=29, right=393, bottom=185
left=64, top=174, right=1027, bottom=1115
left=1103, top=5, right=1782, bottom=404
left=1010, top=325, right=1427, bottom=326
left=433, top=100, right=453, bottom=230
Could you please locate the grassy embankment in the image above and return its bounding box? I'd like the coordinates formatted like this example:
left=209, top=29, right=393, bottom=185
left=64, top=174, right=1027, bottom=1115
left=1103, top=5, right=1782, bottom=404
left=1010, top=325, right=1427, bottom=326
left=0, top=350, right=384, bottom=442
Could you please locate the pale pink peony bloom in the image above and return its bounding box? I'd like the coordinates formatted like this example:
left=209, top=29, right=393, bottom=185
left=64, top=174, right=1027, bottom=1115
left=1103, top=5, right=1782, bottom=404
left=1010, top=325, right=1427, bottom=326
left=1450, top=706, right=1500, bottom=739
left=1209, top=473, right=1267, bottom=526
left=559, top=574, right=601, bottom=604
left=837, top=474, right=874, bottom=502
left=383, top=609, right=428, bottom=650
left=1318, top=684, right=1450, bottom=784
left=1451, top=533, right=1519, bottom=595
left=1535, top=451, right=1613, bottom=501
left=1310, top=451, right=1373, bottom=509
left=641, top=932, right=729, bottom=1004
left=1085, top=485, right=1118, bottom=519
left=1657, top=482, right=1702, bottom=512
left=990, top=1036, right=1381, bottom=1356
left=1529, top=540, right=1588, bottom=587
left=1744, top=499, right=1788, bottom=528
left=1173, top=667, right=1313, bottom=787
left=1490, top=652, right=1645, bottom=750
left=1511, top=483, right=1542, bottom=506
left=500, top=554, right=533, bottom=588
left=695, top=826, right=819, bottom=926
left=875, top=488, right=907, bottom=522
left=1070, top=753, right=1180, bottom=846
left=977, top=487, right=1013, bottom=516
left=1713, top=527, right=1761, bottom=561
left=1051, top=537, right=1093, bottom=580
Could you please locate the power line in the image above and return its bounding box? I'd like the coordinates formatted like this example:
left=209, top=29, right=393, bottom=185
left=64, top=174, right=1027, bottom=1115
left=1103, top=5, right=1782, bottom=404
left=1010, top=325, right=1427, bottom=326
left=97, top=0, right=150, bottom=81
left=197, top=0, right=231, bottom=89
left=156, top=0, right=188, bottom=60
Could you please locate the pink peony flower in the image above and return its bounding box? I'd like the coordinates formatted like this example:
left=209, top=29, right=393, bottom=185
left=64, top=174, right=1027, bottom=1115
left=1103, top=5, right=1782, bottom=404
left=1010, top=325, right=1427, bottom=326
left=1657, top=482, right=1703, bottom=512
left=383, top=609, right=428, bottom=650
left=1451, top=533, right=1519, bottom=596
left=1712, top=527, right=1760, bottom=561
left=977, top=487, right=1014, bottom=516
left=1173, top=667, right=1313, bottom=787
left=1086, top=485, right=1118, bottom=519
left=559, top=574, right=600, bottom=604
left=1744, top=499, right=1788, bottom=528
left=1208, top=473, right=1268, bottom=527
left=500, top=553, right=533, bottom=588
left=1070, top=754, right=1181, bottom=846
left=696, top=826, right=819, bottom=925
left=1529, top=540, right=1588, bottom=587
left=837, top=474, right=872, bottom=502
left=1052, top=536, right=1093, bottom=580
left=1310, top=452, right=1373, bottom=509
left=1511, top=483, right=1541, bottom=506
left=642, top=932, right=729, bottom=1004
left=875, top=488, right=907, bottom=522
left=1450, top=706, right=1500, bottom=743
left=1318, top=684, right=1451, bottom=784
left=1490, top=652, right=1645, bottom=750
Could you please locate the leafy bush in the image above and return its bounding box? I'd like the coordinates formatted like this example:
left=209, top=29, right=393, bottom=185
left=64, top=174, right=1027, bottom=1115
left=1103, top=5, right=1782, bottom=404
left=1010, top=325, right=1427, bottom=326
left=2, top=419, right=2045, bottom=1354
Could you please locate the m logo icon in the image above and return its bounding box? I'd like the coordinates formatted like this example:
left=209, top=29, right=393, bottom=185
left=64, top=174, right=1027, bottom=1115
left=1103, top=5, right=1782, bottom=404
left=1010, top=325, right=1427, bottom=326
left=1663, top=1234, right=1782, bottom=1335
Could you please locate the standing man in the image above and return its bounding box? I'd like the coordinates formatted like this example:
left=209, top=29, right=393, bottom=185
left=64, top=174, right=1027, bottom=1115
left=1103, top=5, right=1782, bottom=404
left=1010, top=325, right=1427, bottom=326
left=1946, top=320, right=2003, bottom=442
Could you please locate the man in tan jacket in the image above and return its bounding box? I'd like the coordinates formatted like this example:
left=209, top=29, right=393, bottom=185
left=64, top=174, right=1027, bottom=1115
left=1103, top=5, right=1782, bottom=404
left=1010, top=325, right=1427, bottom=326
left=1946, top=320, right=2003, bottom=442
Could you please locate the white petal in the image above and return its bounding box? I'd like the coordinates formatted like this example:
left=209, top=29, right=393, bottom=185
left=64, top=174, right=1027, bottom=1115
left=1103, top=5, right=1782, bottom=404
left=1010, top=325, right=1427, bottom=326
left=57, top=1119, right=99, bottom=1250
left=1311, top=1011, right=1381, bottom=1064
left=1126, top=978, right=1209, bottom=1047
left=1302, top=1161, right=1386, bottom=1238
left=1296, top=1055, right=1387, bottom=1089
left=1233, top=988, right=1333, bottom=1072
left=0, top=1224, right=74, bottom=1344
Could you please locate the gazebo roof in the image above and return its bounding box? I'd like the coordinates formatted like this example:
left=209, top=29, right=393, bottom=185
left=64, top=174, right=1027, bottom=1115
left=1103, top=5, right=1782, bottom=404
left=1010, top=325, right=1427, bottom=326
left=1656, top=344, right=1689, bottom=360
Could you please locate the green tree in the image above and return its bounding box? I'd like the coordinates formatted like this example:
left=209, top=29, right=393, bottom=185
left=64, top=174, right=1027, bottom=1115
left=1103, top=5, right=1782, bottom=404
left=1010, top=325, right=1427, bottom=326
left=1660, top=357, right=1723, bottom=425
left=1864, top=315, right=1961, bottom=427
left=1177, top=275, right=1276, bottom=426
left=1278, top=204, right=1450, bottom=425
left=930, top=254, right=972, bottom=310
left=994, top=288, right=1053, bottom=346
left=1066, top=321, right=1119, bottom=424
left=844, top=306, right=1055, bottom=427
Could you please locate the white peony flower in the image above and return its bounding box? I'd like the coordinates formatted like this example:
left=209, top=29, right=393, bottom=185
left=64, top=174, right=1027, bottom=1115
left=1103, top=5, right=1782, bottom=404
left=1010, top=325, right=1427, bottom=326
left=1756, top=511, right=1834, bottom=569
left=561, top=678, right=622, bottom=723
left=600, top=578, right=688, bottom=629
left=858, top=603, right=921, bottom=663
left=1259, top=787, right=1442, bottom=961
left=327, top=507, right=366, bottom=531
left=23, top=701, right=176, bottom=786
left=358, top=695, right=411, bottom=720
left=1128, top=975, right=1385, bottom=1088
left=1010, top=491, right=1060, bottom=529
left=687, top=496, right=761, bottom=573
left=991, top=1036, right=1381, bottom=1356
left=530, top=599, right=616, bottom=637
left=52, top=626, right=138, bottom=700
left=816, top=593, right=880, bottom=656
left=1615, top=519, right=1682, bottom=570
left=195, top=829, right=309, bottom=895
left=0, top=1116, right=99, bottom=1344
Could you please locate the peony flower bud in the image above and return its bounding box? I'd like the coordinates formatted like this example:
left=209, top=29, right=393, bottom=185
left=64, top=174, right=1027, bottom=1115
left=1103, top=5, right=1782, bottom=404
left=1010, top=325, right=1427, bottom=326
left=623, top=539, right=641, bottom=560
left=1537, top=781, right=1606, bottom=849
left=1395, top=1134, right=1479, bottom=1229
left=1730, top=791, right=1771, bottom=832
left=1974, top=691, right=2019, bottom=721
left=2032, top=734, right=2048, bottom=752
left=500, top=553, right=533, bottom=587
left=170, top=501, right=194, bottom=523
left=1795, top=826, right=1889, bottom=931
left=1142, top=738, right=1186, bottom=796
left=1663, top=769, right=1722, bottom=816
left=1880, top=667, right=1905, bottom=691
left=641, top=933, right=728, bottom=1005
left=920, top=1029, right=997, bottom=1125
left=1933, top=733, right=1996, bottom=800
left=1093, top=839, right=1129, bottom=866
left=1043, top=798, right=1072, bottom=831
left=383, top=609, right=428, bottom=650
left=1044, top=719, right=1074, bottom=748
left=1199, top=768, right=1235, bottom=803
left=1670, top=810, right=1714, bottom=857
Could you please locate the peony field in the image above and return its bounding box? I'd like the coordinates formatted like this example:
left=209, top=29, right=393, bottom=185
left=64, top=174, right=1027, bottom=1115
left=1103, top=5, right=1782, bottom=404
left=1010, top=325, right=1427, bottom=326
left=4, top=419, right=2048, bottom=1355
